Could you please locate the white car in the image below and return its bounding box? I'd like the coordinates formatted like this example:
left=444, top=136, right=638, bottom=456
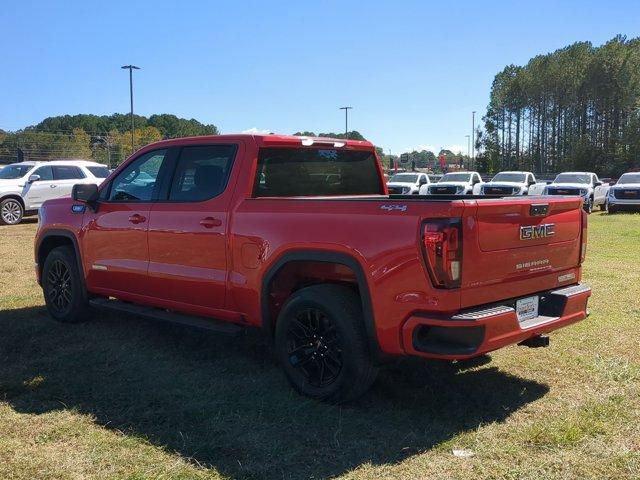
left=0, top=160, right=109, bottom=225
left=387, top=172, right=430, bottom=195
left=481, top=171, right=544, bottom=196
left=543, top=172, right=609, bottom=214
left=419, top=171, right=483, bottom=195
left=605, top=172, right=640, bottom=213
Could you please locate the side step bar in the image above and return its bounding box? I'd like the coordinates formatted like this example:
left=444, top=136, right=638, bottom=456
left=89, top=298, right=243, bottom=336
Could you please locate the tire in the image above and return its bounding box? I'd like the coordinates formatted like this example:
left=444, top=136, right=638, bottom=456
left=274, top=284, right=378, bottom=403
left=606, top=200, right=617, bottom=214
left=42, top=246, right=90, bottom=323
left=584, top=197, right=593, bottom=214
left=0, top=198, right=24, bottom=225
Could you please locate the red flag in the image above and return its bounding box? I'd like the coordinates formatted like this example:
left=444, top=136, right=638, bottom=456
left=438, top=154, right=446, bottom=169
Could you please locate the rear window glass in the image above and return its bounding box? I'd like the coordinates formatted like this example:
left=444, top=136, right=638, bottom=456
left=253, top=148, right=383, bottom=197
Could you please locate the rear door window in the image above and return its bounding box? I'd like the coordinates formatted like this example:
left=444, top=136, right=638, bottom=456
left=168, top=145, right=236, bottom=201
left=253, top=147, right=383, bottom=197
left=53, top=165, right=85, bottom=180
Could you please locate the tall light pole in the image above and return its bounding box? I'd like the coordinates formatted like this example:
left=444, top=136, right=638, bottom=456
left=465, top=134, right=471, bottom=168
left=121, top=65, right=140, bottom=155
left=339, top=106, right=353, bottom=138
left=471, top=111, right=476, bottom=170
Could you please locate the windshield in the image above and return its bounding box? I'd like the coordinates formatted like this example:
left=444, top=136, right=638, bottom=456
left=87, top=166, right=110, bottom=178
left=0, top=164, right=33, bottom=180
left=554, top=173, right=591, bottom=184
left=440, top=173, right=471, bottom=182
left=617, top=173, right=640, bottom=185
left=389, top=173, right=418, bottom=183
left=491, top=173, right=526, bottom=183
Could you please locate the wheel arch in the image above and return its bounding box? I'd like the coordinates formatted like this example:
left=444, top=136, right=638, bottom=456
left=261, top=250, right=381, bottom=358
left=0, top=194, right=26, bottom=209
left=36, top=229, right=84, bottom=286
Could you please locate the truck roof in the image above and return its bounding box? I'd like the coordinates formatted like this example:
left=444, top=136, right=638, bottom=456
left=142, top=133, right=375, bottom=151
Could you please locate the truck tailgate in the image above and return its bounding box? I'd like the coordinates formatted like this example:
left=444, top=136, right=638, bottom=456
left=460, top=196, right=584, bottom=307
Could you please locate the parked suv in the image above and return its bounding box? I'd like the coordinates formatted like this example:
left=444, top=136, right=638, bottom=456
left=35, top=135, right=590, bottom=403
left=0, top=160, right=109, bottom=225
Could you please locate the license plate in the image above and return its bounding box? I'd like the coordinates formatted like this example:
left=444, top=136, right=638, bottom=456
left=516, top=296, right=539, bottom=322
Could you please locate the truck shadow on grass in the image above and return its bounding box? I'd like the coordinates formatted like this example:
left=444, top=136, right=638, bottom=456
left=1, top=305, right=549, bottom=480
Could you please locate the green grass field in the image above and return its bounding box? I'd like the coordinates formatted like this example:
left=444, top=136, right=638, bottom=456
left=1, top=213, right=639, bottom=480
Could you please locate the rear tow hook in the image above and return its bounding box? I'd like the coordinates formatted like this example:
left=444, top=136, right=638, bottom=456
left=518, top=334, right=550, bottom=348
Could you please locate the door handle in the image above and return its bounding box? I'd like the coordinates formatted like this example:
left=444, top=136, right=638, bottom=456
left=128, top=214, right=146, bottom=224
left=50, top=184, right=58, bottom=188
left=200, top=217, right=222, bottom=228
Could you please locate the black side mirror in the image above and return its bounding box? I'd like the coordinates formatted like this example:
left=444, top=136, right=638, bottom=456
left=594, top=181, right=602, bottom=187
left=72, top=183, right=99, bottom=210
left=419, top=177, right=427, bottom=185
left=528, top=179, right=536, bottom=186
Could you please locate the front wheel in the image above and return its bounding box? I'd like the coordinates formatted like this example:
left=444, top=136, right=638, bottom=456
left=42, top=246, right=90, bottom=323
left=0, top=198, right=24, bottom=225
left=584, top=197, right=593, bottom=214
left=274, top=284, right=378, bottom=403
left=605, top=200, right=617, bottom=214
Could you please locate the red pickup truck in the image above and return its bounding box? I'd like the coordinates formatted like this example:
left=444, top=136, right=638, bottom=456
left=35, top=134, right=591, bottom=402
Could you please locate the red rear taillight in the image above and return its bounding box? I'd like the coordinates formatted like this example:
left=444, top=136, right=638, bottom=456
left=421, top=219, right=463, bottom=289
left=580, top=208, right=588, bottom=263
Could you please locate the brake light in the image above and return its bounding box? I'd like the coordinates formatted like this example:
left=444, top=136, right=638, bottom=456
left=422, top=219, right=462, bottom=288
left=580, top=208, right=588, bottom=263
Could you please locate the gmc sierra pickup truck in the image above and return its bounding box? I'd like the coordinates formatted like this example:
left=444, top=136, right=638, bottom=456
left=35, top=134, right=591, bottom=403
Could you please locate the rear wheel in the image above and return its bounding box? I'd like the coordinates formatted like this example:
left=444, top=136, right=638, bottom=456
left=0, top=198, right=24, bottom=225
left=274, top=284, right=378, bottom=403
left=42, top=246, right=90, bottom=323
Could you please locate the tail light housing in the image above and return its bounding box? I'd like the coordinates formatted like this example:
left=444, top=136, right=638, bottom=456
left=421, top=219, right=462, bottom=288
left=580, top=208, right=588, bottom=263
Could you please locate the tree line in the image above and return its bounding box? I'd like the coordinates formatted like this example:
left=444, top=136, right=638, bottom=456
left=0, top=114, right=219, bottom=167
left=479, top=35, right=640, bottom=177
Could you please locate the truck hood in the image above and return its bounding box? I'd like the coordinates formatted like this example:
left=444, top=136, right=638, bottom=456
left=548, top=183, right=590, bottom=189
left=612, top=183, right=640, bottom=189
left=387, top=182, right=416, bottom=188
left=483, top=181, right=524, bottom=187
left=431, top=181, right=468, bottom=188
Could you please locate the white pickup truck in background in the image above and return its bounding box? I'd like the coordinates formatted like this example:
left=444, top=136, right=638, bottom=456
left=386, top=172, right=430, bottom=195
left=605, top=171, right=640, bottom=213
left=419, top=171, right=483, bottom=195
left=544, top=171, right=610, bottom=213
left=480, top=171, right=546, bottom=196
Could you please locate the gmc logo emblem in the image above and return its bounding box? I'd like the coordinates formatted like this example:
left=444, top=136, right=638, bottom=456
left=520, top=224, right=555, bottom=240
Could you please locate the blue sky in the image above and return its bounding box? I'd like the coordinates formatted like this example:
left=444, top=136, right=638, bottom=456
left=2, top=0, right=639, bottom=154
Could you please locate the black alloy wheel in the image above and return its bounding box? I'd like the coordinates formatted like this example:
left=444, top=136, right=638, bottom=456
left=285, top=308, right=343, bottom=388
left=46, top=259, right=73, bottom=313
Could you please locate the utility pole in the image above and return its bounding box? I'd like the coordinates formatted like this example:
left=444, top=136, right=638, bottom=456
left=339, top=106, right=353, bottom=138
left=471, top=111, right=476, bottom=170
left=121, top=65, right=140, bottom=155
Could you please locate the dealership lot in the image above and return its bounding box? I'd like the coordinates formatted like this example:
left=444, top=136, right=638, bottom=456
left=0, top=214, right=639, bottom=479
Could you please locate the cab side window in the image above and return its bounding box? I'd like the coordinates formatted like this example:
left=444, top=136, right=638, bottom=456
left=106, top=150, right=167, bottom=202
left=32, top=166, right=53, bottom=181
left=168, top=145, right=236, bottom=202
